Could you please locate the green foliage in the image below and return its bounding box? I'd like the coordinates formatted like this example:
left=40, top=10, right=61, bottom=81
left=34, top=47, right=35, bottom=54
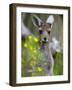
left=21, top=35, right=63, bottom=77
left=21, top=35, right=46, bottom=77
left=53, top=52, right=63, bottom=75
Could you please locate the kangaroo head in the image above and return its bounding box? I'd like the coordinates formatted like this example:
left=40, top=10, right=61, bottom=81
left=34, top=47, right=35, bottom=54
left=32, top=15, right=54, bottom=45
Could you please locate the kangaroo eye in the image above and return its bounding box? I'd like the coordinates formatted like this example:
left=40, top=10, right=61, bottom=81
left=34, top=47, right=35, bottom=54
left=39, top=30, right=43, bottom=34
left=47, top=31, right=51, bottom=34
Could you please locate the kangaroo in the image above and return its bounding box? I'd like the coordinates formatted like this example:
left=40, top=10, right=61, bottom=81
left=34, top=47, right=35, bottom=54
left=32, top=15, right=54, bottom=75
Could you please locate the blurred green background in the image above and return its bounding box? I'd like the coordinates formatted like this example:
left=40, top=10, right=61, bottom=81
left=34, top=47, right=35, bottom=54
left=21, top=13, right=63, bottom=77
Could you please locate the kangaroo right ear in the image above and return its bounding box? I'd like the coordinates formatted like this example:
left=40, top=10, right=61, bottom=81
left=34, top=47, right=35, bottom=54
left=32, top=15, right=42, bottom=27
left=46, top=15, right=54, bottom=24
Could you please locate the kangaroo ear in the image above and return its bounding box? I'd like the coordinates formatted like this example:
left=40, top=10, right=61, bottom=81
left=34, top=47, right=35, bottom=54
left=32, top=15, right=42, bottom=27
left=46, top=15, right=54, bottom=25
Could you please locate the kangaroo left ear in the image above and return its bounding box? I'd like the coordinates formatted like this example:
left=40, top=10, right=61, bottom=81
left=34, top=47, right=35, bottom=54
left=46, top=15, right=54, bottom=27
left=32, top=15, right=42, bottom=27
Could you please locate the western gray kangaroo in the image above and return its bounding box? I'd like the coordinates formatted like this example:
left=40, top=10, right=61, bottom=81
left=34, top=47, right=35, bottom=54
left=32, top=15, right=54, bottom=75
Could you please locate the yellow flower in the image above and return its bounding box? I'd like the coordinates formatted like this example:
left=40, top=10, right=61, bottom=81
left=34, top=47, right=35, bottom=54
left=28, top=35, right=32, bottom=40
left=24, top=43, right=27, bottom=47
left=34, top=37, right=39, bottom=42
left=33, top=50, right=37, bottom=53
left=37, top=67, right=43, bottom=72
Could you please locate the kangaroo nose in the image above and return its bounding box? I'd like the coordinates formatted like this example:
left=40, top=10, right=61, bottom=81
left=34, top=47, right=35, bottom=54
left=44, top=37, right=46, bottom=40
